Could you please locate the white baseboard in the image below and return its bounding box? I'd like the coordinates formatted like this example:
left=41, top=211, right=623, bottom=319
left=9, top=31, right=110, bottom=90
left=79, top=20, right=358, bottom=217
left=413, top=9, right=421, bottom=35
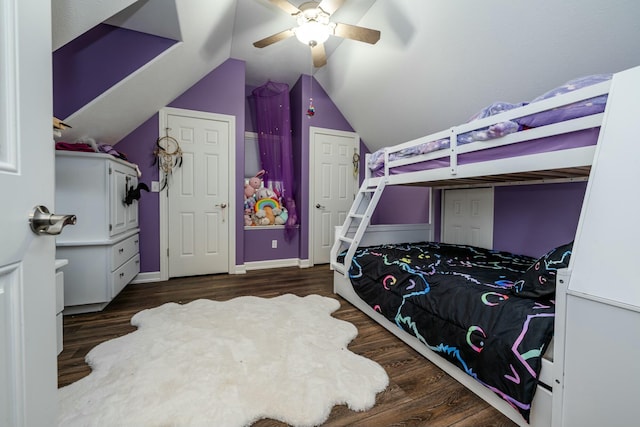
left=242, top=258, right=309, bottom=271
left=131, top=271, right=162, bottom=284
left=298, top=259, right=311, bottom=268
left=134, top=259, right=312, bottom=282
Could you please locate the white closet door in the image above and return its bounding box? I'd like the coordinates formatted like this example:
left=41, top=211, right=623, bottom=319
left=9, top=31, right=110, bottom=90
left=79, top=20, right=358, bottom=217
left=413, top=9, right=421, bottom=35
left=167, top=113, right=230, bottom=277
left=442, top=188, right=494, bottom=248
left=310, top=127, right=359, bottom=265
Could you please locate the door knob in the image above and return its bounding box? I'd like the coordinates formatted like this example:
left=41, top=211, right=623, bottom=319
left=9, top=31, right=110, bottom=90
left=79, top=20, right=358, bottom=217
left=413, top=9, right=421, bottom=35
left=315, top=203, right=325, bottom=209
left=216, top=203, right=227, bottom=209
left=29, top=205, right=76, bottom=235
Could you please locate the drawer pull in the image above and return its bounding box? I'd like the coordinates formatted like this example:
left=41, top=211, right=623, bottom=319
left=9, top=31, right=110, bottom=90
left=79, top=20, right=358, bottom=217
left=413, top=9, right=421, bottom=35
left=119, top=272, right=125, bottom=278
left=119, top=248, right=124, bottom=253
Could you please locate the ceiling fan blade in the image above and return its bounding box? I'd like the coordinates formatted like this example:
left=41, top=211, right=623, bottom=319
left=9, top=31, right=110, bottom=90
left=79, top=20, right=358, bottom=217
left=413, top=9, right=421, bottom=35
left=253, top=29, right=296, bottom=48
left=333, top=22, right=381, bottom=44
left=269, top=0, right=302, bottom=16
left=317, top=0, right=344, bottom=16
left=311, top=42, right=327, bottom=67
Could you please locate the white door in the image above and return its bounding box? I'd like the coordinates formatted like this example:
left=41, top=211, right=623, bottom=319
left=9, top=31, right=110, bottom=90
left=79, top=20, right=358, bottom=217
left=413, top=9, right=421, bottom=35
left=165, top=110, right=232, bottom=278
left=310, top=127, right=359, bottom=264
left=1, top=0, right=58, bottom=425
left=442, top=188, right=494, bottom=248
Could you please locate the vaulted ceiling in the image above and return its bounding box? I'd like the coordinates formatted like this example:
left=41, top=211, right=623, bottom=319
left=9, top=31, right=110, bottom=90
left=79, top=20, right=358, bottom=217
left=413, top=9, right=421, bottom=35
left=52, top=0, right=640, bottom=152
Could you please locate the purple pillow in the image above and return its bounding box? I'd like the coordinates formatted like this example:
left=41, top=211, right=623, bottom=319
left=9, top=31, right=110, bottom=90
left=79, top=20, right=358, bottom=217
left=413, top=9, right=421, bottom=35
left=512, top=242, right=573, bottom=299
left=516, top=74, right=612, bottom=128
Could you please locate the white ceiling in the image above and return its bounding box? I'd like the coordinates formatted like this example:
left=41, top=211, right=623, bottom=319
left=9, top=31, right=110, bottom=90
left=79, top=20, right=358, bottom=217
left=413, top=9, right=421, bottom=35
left=52, top=0, right=640, bottom=152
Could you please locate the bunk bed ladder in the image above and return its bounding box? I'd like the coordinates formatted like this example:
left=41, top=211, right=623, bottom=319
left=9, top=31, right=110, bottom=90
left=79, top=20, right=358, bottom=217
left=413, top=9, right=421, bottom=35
left=330, top=179, right=387, bottom=275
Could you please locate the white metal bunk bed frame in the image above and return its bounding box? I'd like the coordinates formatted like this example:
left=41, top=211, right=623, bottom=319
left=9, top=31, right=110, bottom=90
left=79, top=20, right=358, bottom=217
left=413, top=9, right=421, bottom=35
left=329, top=76, right=615, bottom=427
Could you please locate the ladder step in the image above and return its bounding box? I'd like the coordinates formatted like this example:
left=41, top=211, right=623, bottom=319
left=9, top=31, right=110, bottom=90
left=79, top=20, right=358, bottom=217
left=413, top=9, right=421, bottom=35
left=331, top=180, right=386, bottom=276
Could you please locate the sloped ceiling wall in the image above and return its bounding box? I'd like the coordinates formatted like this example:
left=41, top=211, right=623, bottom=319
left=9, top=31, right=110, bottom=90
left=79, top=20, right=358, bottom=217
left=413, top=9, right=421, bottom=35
left=53, top=0, right=237, bottom=145
left=315, top=0, right=640, bottom=151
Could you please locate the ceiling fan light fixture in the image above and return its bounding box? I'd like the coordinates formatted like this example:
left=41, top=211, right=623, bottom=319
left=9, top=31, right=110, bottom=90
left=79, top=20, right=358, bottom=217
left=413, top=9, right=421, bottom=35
left=253, top=0, right=380, bottom=68
left=294, top=21, right=331, bottom=46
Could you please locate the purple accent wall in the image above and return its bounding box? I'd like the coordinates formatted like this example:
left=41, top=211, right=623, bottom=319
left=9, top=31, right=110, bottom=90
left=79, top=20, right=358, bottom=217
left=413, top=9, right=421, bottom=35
left=243, top=228, right=300, bottom=261
left=117, top=58, right=246, bottom=272
left=52, top=24, right=176, bottom=119
left=114, top=68, right=357, bottom=268
left=245, top=74, right=355, bottom=263
left=291, top=74, right=355, bottom=261
left=429, top=183, right=585, bottom=257
left=372, top=186, right=431, bottom=224
left=245, top=85, right=257, bottom=132
left=493, top=182, right=587, bottom=257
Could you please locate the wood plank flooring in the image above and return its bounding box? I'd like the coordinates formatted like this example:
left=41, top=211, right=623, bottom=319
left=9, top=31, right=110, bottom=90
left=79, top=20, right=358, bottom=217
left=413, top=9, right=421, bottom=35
left=58, top=265, right=518, bottom=427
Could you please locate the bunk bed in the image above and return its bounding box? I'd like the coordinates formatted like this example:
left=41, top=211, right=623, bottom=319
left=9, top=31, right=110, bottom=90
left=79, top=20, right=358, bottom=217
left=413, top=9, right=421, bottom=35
left=330, top=72, right=619, bottom=427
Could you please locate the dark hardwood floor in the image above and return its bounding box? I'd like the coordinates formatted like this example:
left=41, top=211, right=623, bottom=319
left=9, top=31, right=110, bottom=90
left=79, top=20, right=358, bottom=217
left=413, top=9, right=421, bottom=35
left=58, top=265, right=518, bottom=427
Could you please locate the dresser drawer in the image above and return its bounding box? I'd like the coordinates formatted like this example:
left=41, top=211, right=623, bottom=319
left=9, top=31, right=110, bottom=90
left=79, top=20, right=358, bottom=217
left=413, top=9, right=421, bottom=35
left=111, top=254, right=140, bottom=298
left=111, top=233, right=139, bottom=270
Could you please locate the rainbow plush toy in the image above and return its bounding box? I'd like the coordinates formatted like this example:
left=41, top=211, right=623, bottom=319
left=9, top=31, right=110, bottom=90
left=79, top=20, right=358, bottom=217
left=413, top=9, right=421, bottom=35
left=254, top=197, right=287, bottom=225
left=254, top=198, right=280, bottom=212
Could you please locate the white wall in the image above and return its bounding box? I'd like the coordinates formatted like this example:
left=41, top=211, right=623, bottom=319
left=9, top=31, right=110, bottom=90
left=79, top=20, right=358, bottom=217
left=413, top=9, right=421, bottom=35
left=317, top=0, right=640, bottom=153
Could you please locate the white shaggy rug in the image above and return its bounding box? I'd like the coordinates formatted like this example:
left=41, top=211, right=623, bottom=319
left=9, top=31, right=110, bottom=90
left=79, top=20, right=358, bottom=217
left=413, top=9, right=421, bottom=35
left=58, top=294, right=389, bottom=426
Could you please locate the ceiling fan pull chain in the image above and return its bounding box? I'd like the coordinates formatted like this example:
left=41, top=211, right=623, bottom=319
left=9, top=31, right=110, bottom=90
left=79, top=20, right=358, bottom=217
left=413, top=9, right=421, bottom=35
left=307, top=70, right=315, bottom=118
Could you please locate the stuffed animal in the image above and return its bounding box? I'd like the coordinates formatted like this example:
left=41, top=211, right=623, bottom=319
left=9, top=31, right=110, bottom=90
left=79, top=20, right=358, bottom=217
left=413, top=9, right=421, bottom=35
left=253, top=210, right=270, bottom=226
left=255, top=186, right=277, bottom=200
left=272, top=207, right=288, bottom=225
left=244, top=196, right=256, bottom=214
left=263, top=206, right=276, bottom=224
left=244, top=170, right=265, bottom=199
left=244, top=209, right=253, bottom=226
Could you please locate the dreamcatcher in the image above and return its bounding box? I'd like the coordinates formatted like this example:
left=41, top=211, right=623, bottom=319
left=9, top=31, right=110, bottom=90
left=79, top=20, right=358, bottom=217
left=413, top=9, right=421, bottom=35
left=153, top=128, right=183, bottom=190
left=352, top=149, right=360, bottom=178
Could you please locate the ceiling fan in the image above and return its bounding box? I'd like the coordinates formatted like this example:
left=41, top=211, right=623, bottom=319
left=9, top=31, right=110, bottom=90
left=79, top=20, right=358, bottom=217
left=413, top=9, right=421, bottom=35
left=253, top=0, right=381, bottom=68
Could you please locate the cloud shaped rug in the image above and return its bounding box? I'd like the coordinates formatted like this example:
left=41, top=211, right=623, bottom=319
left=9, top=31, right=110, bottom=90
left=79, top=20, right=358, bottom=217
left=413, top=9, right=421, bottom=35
left=58, top=294, right=389, bottom=426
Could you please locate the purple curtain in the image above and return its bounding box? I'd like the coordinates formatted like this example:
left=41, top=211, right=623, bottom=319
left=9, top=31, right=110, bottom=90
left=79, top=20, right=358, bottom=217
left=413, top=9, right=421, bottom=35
left=251, top=81, right=298, bottom=236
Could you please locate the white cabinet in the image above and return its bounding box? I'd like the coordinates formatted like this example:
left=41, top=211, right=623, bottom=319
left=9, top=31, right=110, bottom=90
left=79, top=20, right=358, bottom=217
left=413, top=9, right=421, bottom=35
left=55, top=151, right=141, bottom=314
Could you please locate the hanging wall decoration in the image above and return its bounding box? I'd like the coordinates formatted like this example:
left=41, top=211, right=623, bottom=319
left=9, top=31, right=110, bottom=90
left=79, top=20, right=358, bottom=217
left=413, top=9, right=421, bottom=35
left=153, top=128, right=183, bottom=190
left=307, top=97, right=316, bottom=118
left=306, top=67, right=316, bottom=118
left=352, top=149, right=360, bottom=178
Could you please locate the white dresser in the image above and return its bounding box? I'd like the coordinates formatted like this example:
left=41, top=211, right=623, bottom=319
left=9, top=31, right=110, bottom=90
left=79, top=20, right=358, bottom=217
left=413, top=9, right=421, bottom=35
left=55, top=151, right=141, bottom=314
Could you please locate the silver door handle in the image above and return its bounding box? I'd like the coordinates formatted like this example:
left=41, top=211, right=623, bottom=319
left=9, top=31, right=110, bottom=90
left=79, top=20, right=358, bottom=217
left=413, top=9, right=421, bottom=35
left=315, top=203, right=325, bottom=209
left=29, top=205, right=76, bottom=235
left=215, top=203, right=227, bottom=222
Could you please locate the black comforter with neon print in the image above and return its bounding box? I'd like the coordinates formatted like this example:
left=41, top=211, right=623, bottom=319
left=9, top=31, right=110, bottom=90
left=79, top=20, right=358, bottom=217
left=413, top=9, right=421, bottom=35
left=343, top=242, right=554, bottom=422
